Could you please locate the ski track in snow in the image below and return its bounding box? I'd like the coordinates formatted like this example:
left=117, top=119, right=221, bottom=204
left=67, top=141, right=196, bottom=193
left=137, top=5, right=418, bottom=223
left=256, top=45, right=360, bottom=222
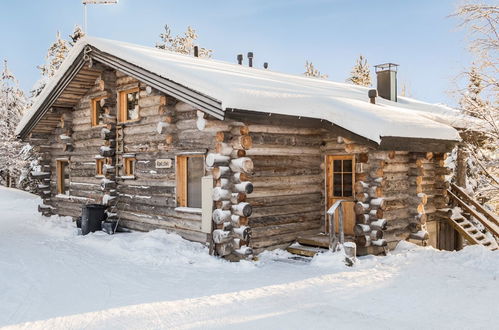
left=0, top=187, right=498, bottom=329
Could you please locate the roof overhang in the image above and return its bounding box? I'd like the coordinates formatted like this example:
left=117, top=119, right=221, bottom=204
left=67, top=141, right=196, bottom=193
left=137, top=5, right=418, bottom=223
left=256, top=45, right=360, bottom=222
left=17, top=45, right=224, bottom=140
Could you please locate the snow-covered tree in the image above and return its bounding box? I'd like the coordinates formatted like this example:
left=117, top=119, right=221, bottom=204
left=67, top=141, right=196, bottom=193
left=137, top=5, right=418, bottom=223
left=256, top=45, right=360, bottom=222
left=69, top=25, right=85, bottom=46
left=0, top=59, right=32, bottom=189
left=347, top=55, right=371, bottom=87
left=303, top=61, right=328, bottom=79
left=31, top=31, right=71, bottom=98
left=155, top=25, right=212, bottom=58
left=452, top=2, right=499, bottom=211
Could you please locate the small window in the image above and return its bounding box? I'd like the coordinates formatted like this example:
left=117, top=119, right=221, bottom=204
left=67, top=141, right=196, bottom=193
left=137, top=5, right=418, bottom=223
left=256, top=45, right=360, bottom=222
left=176, top=155, right=204, bottom=208
left=119, top=88, right=140, bottom=122
left=124, top=157, right=136, bottom=177
left=56, top=160, right=70, bottom=195
left=329, top=156, right=354, bottom=198
left=96, top=158, right=105, bottom=176
left=91, top=96, right=106, bottom=127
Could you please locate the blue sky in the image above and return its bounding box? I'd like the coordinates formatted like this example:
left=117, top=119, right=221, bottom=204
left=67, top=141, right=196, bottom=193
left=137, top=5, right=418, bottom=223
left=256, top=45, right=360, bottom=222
left=0, top=0, right=471, bottom=105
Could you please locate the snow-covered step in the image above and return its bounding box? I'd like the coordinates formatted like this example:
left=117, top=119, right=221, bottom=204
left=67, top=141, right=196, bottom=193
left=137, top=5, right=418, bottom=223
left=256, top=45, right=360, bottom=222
left=286, top=243, right=328, bottom=257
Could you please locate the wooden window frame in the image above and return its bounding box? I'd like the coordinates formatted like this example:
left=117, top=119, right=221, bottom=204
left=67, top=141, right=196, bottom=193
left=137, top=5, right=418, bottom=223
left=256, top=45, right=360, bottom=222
left=91, top=96, right=107, bottom=127
left=95, top=158, right=105, bottom=177
left=118, top=87, right=140, bottom=123
left=176, top=154, right=205, bottom=208
left=326, top=155, right=355, bottom=201
left=56, top=159, right=69, bottom=195
left=123, top=157, right=136, bottom=177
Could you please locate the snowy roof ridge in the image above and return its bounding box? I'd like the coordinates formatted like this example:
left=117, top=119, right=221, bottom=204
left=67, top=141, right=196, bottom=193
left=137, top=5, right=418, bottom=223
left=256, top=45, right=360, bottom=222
left=17, top=36, right=463, bottom=143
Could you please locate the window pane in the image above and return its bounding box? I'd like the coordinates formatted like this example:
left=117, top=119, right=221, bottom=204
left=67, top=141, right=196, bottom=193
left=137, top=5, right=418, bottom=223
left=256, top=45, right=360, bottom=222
left=343, top=174, right=353, bottom=197
left=95, top=100, right=105, bottom=125
left=333, top=173, right=342, bottom=197
left=63, top=162, right=70, bottom=195
left=126, top=92, right=139, bottom=121
left=187, top=157, right=203, bottom=208
left=343, top=160, right=352, bottom=172
left=333, top=160, right=341, bottom=172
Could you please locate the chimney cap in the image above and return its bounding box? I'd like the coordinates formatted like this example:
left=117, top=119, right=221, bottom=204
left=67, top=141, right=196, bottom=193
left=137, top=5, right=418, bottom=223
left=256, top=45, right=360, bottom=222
left=374, top=63, right=399, bottom=72
left=247, top=52, right=254, bottom=58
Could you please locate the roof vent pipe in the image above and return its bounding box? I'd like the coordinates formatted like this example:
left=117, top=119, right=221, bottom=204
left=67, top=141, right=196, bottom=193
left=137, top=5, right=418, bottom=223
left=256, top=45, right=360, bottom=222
left=368, top=89, right=377, bottom=104
left=263, top=62, right=268, bottom=69
left=237, top=54, right=243, bottom=65
left=193, top=46, right=199, bottom=57
left=247, top=52, right=254, bottom=67
left=374, top=63, right=399, bottom=102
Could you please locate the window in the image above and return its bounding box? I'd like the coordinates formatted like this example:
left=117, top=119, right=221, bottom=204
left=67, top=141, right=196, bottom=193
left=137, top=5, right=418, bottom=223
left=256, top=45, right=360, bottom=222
left=96, top=158, right=105, bottom=176
left=91, top=96, right=106, bottom=127
left=119, top=88, right=140, bottom=122
left=176, top=155, right=204, bottom=208
left=56, top=160, right=70, bottom=195
left=327, top=155, right=354, bottom=198
left=123, top=157, right=136, bottom=177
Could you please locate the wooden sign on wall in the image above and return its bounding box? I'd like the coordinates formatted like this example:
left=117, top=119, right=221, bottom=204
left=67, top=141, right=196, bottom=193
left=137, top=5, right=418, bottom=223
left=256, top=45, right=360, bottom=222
left=155, top=159, right=173, bottom=169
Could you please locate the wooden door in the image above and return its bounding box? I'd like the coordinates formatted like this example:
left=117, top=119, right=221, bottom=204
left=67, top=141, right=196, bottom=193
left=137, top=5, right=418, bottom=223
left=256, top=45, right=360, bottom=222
left=326, top=155, right=356, bottom=235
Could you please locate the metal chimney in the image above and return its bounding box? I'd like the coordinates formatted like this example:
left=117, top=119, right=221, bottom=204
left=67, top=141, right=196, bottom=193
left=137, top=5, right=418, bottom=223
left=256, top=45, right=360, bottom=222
left=374, top=63, right=399, bottom=102
left=263, top=62, right=268, bottom=69
left=193, top=46, right=199, bottom=57
left=237, top=54, right=243, bottom=65
left=247, top=52, right=254, bottom=67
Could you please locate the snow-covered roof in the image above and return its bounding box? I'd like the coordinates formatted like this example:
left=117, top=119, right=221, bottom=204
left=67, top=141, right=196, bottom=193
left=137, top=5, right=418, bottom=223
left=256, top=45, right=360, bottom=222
left=17, top=36, right=465, bottom=143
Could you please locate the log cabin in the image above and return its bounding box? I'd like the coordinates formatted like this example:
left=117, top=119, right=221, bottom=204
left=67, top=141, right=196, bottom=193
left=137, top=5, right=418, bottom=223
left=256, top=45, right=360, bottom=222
left=17, top=37, right=494, bottom=259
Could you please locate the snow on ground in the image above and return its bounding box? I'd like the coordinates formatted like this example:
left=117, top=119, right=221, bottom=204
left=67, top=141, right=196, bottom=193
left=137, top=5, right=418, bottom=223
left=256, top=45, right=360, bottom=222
left=1, top=187, right=498, bottom=330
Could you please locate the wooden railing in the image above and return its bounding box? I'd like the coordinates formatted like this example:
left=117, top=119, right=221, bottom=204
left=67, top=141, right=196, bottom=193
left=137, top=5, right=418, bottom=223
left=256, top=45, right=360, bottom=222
left=327, top=200, right=345, bottom=252
left=448, top=183, right=499, bottom=238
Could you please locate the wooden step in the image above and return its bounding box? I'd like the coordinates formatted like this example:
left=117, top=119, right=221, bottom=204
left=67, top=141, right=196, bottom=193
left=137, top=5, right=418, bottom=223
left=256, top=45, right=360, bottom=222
left=297, top=233, right=330, bottom=248
left=287, top=243, right=328, bottom=257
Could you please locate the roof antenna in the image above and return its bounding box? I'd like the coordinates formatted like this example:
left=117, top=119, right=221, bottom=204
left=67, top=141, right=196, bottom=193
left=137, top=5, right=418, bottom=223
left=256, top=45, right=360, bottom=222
left=247, top=52, right=253, bottom=67
left=237, top=54, right=243, bottom=65
left=263, top=62, right=268, bottom=69
left=193, top=46, right=199, bottom=57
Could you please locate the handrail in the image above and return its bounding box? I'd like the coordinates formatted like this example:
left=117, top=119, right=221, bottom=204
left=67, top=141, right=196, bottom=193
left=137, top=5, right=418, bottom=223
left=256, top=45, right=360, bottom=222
left=327, top=200, right=345, bottom=252
left=451, top=183, right=499, bottom=227
left=448, top=184, right=499, bottom=238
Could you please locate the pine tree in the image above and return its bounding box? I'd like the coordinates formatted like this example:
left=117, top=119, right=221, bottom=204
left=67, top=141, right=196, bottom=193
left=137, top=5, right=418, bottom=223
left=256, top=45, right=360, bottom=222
left=303, top=61, right=328, bottom=79
left=31, top=31, right=71, bottom=98
left=0, top=59, right=31, bottom=188
left=155, top=24, right=212, bottom=58
left=347, top=55, right=371, bottom=86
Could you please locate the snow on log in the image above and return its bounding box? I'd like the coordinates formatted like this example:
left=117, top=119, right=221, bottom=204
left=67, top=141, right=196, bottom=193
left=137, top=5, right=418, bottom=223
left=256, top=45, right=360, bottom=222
left=233, top=226, right=251, bottom=241
left=214, top=200, right=232, bottom=210
left=212, top=166, right=230, bottom=179
left=234, top=245, right=253, bottom=256
left=215, top=143, right=233, bottom=156
left=370, top=219, right=387, bottom=230
left=354, top=224, right=371, bottom=236
left=231, top=202, right=252, bottom=217
left=355, top=202, right=370, bottom=214
left=229, top=157, right=254, bottom=174
left=234, top=181, right=254, bottom=194
left=372, top=239, right=387, bottom=247
left=212, top=187, right=231, bottom=201
left=370, top=230, right=383, bottom=240
left=355, top=235, right=371, bottom=247
left=230, top=192, right=246, bottom=204
left=212, top=229, right=232, bottom=243
left=410, top=230, right=429, bottom=240
left=212, top=209, right=231, bottom=224
left=206, top=153, right=230, bottom=167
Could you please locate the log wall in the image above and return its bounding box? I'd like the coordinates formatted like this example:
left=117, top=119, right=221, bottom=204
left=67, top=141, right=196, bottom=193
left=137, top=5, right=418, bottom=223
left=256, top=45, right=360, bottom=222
left=28, top=66, right=454, bottom=257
